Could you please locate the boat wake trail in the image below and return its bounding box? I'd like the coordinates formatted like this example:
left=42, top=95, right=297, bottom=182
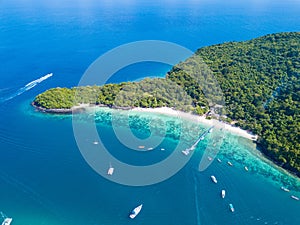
left=0, top=73, right=53, bottom=103
left=193, top=172, right=201, bottom=225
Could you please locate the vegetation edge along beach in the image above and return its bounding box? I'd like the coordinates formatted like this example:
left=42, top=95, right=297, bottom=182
left=32, top=32, right=300, bottom=177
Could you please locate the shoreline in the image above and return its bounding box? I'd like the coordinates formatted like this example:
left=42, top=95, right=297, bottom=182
left=32, top=103, right=300, bottom=178
left=131, top=107, right=258, bottom=141
left=32, top=102, right=257, bottom=141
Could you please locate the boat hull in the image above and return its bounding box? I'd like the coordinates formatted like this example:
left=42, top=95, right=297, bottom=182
left=221, top=190, right=225, bottom=198
left=2, top=218, right=12, bottom=225
left=129, top=204, right=143, bottom=219
left=229, top=204, right=234, bottom=212
left=211, top=176, right=217, bottom=183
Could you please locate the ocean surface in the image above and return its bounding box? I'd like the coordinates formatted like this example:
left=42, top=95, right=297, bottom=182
left=0, top=0, right=300, bottom=224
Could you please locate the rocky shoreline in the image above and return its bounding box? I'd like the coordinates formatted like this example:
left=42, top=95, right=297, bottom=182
left=32, top=102, right=72, bottom=114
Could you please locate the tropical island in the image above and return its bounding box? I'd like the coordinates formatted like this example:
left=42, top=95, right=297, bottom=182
left=33, top=32, right=300, bottom=176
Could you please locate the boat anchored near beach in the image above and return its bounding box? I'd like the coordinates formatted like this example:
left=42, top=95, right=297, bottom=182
left=291, top=195, right=299, bottom=201
left=221, top=190, right=226, bottom=198
left=280, top=186, right=290, bottom=192
left=182, top=149, right=190, bottom=155
left=129, top=204, right=143, bottom=219
left=107, top=163, right=114, bottom=175
left=211, top=175, right=218, bottom=184
left=227, top=161, right=233, bottom=166
left=229, top=203, right=235, bottom=212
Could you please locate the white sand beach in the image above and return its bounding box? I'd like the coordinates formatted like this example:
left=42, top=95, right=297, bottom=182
left=131, top=107, right=258, bottom=141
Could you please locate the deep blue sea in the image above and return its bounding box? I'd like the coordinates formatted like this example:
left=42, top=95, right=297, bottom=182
left=0, top=0, right=300, bottom=224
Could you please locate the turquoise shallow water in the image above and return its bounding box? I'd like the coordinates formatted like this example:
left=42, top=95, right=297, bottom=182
left=0, top=0, right=300, bottom=224
left=0, top=102, right=297, bottom=225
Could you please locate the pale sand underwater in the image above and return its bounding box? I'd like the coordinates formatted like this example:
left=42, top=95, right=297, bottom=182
left=131, top=107, right=258, bottom=141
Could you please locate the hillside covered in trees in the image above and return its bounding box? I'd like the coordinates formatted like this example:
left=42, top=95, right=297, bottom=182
left=33, top=32, right=300, bottom=176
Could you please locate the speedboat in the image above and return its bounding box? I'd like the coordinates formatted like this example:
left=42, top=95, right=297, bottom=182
left=244, top=166, right=249, bottom=171
left=291, top=195, right=299, bottom=201
left=1, top=212, right=12, bottom=225
left=280, top=186, right=290, bottom=192
left=107, top=167, right=114, bottom=175
left=211, top=175, right=217, bottom=184
left=129, top=204, right=143, bottom=219
left=221, top=190, right=226, bottom=198
left=217, top=158, right=222, bottom=163
left=107, top=162, right=114, bottom=175
left=227, top=161, right=233, bottom=166
left=1, top=218, right=12, bottom=225
left=229, top=203, right=234, bottom=212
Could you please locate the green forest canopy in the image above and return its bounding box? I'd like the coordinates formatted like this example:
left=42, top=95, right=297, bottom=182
left=33, top=32, right=300, bottom=176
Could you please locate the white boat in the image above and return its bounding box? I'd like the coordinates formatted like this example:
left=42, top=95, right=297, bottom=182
left=1, top=212, right=12, bottom=225
left=217, top=158, right=222, bottom=163
left=229, top=203, right=234, bottom=212
left=107, top=163, right=114, bottom=175
left=1, top=218, right=12, bottom=225
left=182, top=149, right=190, bottom=155
left=147, top=147, right=153, bottom=151
left=221, top=190, right=226, bottom=198
left=160, top=148, right=165, bottom=151
left=207, top=156, right=212, bottom=161
left=129, top=204, right=143, bottom=219
left=93, top=141, right=99, bottom=145
left=280, top=186, right=290, bottom=192
left=211, top=175, right=217, bottom=184
left=291, top=195, right=299, bottom=201
left=227, top=161, right=233, bottom=166
left=244, top=166, right=249, bottom=171
left=107, top=167, right=114, bottom=175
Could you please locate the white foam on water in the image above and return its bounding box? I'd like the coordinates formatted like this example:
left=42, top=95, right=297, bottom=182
left=0, top=73, right=53, bottom=103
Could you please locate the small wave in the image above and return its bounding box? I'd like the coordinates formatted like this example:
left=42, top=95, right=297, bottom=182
left=0, top=170, right=60, bottom=218
left=193, top=172, right=201, bottom=225
left=0, top=73, right=53, bottom=103
left=25, top=73, right=53, bottom=88
left=0, top=87, right=11, bottom=93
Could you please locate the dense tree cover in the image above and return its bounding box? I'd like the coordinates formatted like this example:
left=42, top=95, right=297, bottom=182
left=261, top=78, right=300, bottom=173
left=34, top=78, right=194, bottom=112
left=113, top=78, right=194, bottom=111
left=34, top=87, right=76, bottom=109
left=33, top=32, right=300, bottom=175
left=168, top=32, right=300, bottom=175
